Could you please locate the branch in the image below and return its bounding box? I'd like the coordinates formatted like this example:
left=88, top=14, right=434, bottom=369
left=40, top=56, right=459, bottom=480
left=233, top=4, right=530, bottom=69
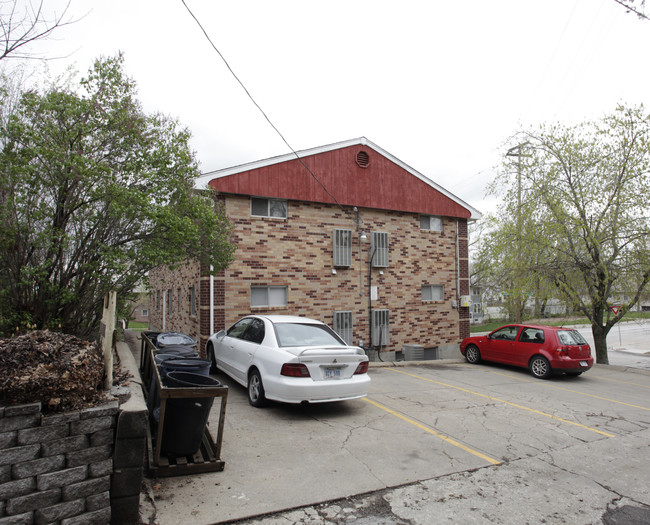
left=612, top=0, right=650, bottom=21
left=0, top=0, right=77, bottom=61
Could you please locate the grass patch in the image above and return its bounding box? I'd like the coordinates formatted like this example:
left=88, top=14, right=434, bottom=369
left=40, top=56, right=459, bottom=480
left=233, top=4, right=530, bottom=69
left=470, top=311, right=650, bottom=333
left=126, top=321, right=148, bottom=331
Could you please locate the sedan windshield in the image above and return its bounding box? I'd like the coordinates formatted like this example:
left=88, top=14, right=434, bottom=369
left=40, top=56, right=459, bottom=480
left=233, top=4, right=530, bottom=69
left=275, top=323, right=345, bottom=347
left=557, top=330, right=588, bottom=345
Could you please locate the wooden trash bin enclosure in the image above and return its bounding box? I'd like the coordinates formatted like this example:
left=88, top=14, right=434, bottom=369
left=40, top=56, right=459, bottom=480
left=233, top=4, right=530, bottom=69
left=140, top=332, right=228, bottom=477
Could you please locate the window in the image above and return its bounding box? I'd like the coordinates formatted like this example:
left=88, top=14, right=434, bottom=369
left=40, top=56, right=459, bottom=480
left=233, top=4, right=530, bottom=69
left=251, top=197, right=287, bottom=218
left=141, top=309, right=148, bottom=317
left=177, top=288, right=181, bottom=312
left=156, top=290, right=161, bottom=310
left=242, top=318, right=265, bottom=344
left=421, top=215, right=443, bottom=232
left=333, top=229, right=352, bottom=267
left=491, top=326, right=519, bottom=341
left=227, top=318, right=253, bottom=339
left=422, top=285, right=444, bottom=301
left=334, top=311, right=353, bottom=345
left=371, top=309, right=390, bottom=346
left=371, top=231, right=389, bottom=267
left=520, top=327, right=545, bottom=343
left=251, top=286, right=288, bottom=307
left=167, top=289, right=173, bottom=315
left=189, top=286, right=196, bottom=316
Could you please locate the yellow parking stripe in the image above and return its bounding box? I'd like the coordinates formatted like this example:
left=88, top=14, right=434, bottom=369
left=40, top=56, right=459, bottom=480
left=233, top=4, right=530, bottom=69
left=388, top=368, right=615, bottom=438
left=362, top=397, right=501, bottom=466
left=458, top=364, right=650, bottom=411
left=589, top=374, right=650, bottom=390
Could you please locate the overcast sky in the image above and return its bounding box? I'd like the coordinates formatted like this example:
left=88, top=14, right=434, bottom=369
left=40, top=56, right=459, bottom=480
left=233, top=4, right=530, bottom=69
left=18, top=0, right=650, bottom=214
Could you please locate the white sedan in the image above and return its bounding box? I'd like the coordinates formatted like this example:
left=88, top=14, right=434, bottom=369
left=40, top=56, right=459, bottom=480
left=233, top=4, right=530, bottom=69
left=206, top=315, right=371, bottom=407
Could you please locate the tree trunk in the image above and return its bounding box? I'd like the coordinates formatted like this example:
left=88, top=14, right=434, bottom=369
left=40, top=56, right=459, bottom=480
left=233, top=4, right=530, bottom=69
left=591, top=324, right=609, bottom=365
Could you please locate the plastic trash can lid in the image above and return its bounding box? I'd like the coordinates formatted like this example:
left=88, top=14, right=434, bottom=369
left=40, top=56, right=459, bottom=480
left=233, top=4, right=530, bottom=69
left=156, top=332, right=197, bottom=347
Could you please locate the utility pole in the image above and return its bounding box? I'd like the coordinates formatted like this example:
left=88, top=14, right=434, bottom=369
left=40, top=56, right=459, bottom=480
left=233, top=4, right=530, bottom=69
left=506, top=142, right=529, bottom=324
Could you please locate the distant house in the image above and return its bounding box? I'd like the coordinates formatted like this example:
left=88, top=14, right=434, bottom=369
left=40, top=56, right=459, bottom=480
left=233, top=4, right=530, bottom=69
left=148, top=138, right=481, bottom=359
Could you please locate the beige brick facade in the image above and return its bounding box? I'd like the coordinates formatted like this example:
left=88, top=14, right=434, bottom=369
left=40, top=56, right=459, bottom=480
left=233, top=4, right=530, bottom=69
left=149, top=195, right=471, bottom=358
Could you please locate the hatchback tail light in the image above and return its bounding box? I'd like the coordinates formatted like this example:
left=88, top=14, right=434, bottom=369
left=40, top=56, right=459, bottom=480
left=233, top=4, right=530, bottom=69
left=354, top=361, right=369, bottom=375
left=281, top=363, right=311, bottom=377
left=556, top=346, right=570, bottom=356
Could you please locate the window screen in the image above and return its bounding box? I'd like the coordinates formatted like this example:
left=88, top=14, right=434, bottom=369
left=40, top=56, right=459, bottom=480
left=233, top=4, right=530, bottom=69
left=422, top=285, right=444, bottom=301
left=334, top=311, right=353, bottom=345
left=371, top=232, right=389, bottom=267
left=251, top=286, right=288, bottom=307
left=251, top=197, right=287, bottom=218
left=333, top=229, right=352, bottom=267
left=371, top=309, right=390, bottom=346
left=421, top=215, right=443, bottom=231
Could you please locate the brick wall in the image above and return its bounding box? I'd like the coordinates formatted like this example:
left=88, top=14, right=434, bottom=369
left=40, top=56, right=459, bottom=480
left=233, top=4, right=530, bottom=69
left=148, top=259, right=201, bottom=344
left=149, top=196, right=471, bottom=355
left=223, top=197, right=464, bottom=353
left=0, top=402, right=116, bottom=524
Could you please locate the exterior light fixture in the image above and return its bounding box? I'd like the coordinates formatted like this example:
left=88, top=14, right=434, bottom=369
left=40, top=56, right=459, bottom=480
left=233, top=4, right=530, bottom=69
left=360, top=231, right=367, bottom=241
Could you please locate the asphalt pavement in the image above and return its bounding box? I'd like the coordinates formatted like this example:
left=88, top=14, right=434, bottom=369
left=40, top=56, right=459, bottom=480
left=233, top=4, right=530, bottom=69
left=135, top=322, right=650, bottom=525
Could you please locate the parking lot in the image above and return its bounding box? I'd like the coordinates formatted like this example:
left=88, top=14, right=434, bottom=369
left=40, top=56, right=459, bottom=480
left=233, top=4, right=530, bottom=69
left=144, top=357, right=650, bottom=525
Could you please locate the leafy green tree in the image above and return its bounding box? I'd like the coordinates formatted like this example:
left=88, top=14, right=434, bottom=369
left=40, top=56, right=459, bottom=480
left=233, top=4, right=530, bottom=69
left=488, top=105, right=650, bottom=364
left=0, top=54, right=236, bottom=337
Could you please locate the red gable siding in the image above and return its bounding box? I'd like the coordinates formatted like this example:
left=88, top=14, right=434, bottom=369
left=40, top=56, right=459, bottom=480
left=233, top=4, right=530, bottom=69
left=208, top=145, right=471, bottom=219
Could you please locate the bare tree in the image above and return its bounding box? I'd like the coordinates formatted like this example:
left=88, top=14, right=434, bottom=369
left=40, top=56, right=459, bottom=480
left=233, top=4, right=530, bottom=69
left=1, top=0, right=74, bottom=61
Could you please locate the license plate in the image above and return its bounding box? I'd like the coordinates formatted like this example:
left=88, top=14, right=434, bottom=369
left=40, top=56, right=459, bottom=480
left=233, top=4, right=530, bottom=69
left=324, top=367, right=342, bottom=378
left=580, top=361, right=588, bottom=366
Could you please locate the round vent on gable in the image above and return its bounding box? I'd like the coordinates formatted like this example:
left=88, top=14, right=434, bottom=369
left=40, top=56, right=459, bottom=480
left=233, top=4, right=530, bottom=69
left=356, top=150, right=370, bottom=168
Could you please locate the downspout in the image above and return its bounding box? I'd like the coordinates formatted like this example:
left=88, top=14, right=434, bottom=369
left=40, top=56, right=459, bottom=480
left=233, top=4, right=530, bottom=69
left=210, top=265, right=214, bottom=336
left=456, top=219, right=461, bottom=304
left=162, top=292, right=166, bottom=331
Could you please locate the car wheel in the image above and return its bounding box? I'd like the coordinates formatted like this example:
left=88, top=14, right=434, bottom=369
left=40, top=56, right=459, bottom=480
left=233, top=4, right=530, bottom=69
left=247, top=369, right=267, bottom=408
left=206, top=343, right=218, bottom=374
left=529, top=356, right=552, bottom=379
left=465, top=344, right=481, bottom=364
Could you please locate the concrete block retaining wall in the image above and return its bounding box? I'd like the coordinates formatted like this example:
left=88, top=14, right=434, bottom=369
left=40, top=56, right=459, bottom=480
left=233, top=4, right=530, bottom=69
left=0, top=341, right=148, bottom=525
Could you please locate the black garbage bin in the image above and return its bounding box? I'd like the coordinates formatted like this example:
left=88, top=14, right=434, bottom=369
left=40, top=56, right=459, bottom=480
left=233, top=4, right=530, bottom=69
left=160, top=371, right=222, bottom=457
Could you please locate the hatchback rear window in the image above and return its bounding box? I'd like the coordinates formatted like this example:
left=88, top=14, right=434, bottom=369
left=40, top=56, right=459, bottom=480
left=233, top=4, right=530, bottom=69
left=557, top=330, right=587, bottom=345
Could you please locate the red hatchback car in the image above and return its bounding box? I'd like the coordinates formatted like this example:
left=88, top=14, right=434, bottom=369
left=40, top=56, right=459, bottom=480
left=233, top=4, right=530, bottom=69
left=460, top=324, right=594, bottom=379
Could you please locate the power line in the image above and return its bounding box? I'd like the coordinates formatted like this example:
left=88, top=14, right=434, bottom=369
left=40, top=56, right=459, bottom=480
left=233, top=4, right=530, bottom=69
left=180, top=0, right=344, bottom=210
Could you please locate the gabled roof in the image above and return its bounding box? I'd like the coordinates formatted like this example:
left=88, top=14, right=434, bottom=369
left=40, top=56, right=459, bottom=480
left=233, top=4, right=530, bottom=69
left=196, top=137, right=482, bottom=220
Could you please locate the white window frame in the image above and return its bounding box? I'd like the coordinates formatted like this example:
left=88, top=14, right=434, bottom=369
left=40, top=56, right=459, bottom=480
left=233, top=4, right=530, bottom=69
left=422, top=284, right=444, bottom=301
left=251, top=286, right=288, bottom=307
left=251, top=197, right=288, bottom=218
left=371, top=231, right=389, bottom=268
left=141, top=309, right=148, bottom=317
left=371, top=309, right=390, bottom=346
left=333, top=229, right=352, bottom=267
left=334, top=311, right=353, bottom=345
left=421, top=215, right=443, bottom=232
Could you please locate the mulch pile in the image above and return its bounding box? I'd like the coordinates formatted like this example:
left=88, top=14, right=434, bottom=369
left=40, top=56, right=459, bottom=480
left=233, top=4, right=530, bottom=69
left=0, top=330, right=108, bottom=413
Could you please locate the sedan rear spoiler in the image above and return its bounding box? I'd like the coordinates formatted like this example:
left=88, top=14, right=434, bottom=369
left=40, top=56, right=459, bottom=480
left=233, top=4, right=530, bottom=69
left=297, top=347, right=366, bottom=357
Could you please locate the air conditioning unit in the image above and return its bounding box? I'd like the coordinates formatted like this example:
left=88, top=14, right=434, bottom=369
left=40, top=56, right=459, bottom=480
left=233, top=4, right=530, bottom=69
left=459, top=295, right=472, bottom=308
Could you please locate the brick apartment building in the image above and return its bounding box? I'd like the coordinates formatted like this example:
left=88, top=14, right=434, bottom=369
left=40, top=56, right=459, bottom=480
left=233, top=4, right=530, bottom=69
left=148, top=138, right=481, bottom=359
